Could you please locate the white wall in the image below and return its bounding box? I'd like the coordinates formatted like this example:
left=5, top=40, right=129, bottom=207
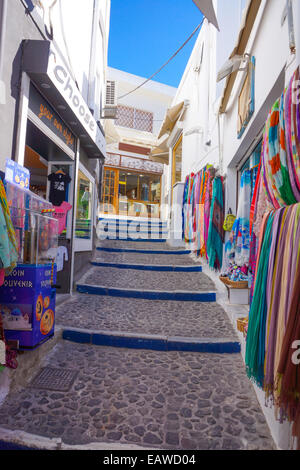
left=161, top=0, right=246, bottom=203
left=221, top=0, right=292, bottom=212
left=32, top=0, right=111, bottom=120
left=108, top=67, right=176, bottom=137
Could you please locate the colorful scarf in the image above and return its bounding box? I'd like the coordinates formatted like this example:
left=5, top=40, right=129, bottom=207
left=245, top=211, right=274, bottom=388
left=206, top=176, right=224, bottom=271
left=225, top=170, right=252, bottom=268
left=276, top=256, right=300, bottom=449
left=0, top=181, right=18, bottom=275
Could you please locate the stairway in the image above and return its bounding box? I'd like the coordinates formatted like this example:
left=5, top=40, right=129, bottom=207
left=0, top=216, right=275, bottom=450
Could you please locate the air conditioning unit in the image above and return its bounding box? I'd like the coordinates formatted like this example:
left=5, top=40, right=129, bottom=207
left=102, top=80, right=118, bottom=119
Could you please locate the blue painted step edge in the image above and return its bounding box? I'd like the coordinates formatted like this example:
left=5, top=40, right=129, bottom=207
left=62, top=329, right=241, bottom=354
left=91, top=261, right=202, bottom=272
left=97, top=247, right=191, bottom=255
left=100, top=230, right=168, bottom=235
left=76, top=284, right=216, bottom=302
left=99, top=218, right=166, bottom=225
left=98, top=238, right=167, bottom=243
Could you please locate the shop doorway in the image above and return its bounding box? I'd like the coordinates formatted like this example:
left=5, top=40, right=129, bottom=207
left=102, top=167, right=119, bottom=214
left=24, top=116, right=75, bottom=294
left=101, top=167, right=161, bottom=218
left=171, top=135, right=183, bottom=205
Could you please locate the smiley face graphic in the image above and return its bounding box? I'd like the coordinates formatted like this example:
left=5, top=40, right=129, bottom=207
left=36, top=295, right=43, bottom=321
left=40, top=309, right=54, bottom=335
left=44, top=296, right=50, bottom=309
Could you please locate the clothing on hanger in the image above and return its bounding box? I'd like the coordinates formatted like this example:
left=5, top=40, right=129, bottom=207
left=48, top=171, right=71, bottom=206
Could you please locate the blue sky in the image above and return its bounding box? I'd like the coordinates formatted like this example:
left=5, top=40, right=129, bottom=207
left=108, top=0, right=204, bottom=89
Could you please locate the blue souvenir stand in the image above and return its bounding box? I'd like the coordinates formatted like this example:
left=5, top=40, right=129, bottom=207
left=0, top=170, right=59, bottom=350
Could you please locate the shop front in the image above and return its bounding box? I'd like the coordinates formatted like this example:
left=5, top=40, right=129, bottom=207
left=101, top=153, right=163, bottom=219
left=17, top=39, right=106, bottom=292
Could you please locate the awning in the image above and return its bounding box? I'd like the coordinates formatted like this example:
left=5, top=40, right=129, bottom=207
left=23, top=40, right=106, bottom=160
left=157, top=101, right=185, bottom=140
left=219, top=0, right=262, bottom=114
left=104, top=119, right=120, bottom=144
left=149, top=133, right=170, bottom=164
left=193, top=0, right=220, bottom=31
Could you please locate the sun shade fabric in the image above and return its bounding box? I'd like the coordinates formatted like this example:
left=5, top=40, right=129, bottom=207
left=219, top=0, right=262, bottom=114
left=158, top=102, right=185, bottom=140
left=193, top=0, right=220, bottom=31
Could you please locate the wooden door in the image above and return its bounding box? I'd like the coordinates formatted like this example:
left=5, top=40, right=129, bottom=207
left=102, top=167, right=119, bottom=214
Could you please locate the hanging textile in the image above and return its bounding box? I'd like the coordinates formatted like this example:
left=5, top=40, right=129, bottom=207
left=245, top=211, right=274, bottom=388
left=261, top=66, right=300, bottom=208
left=0, top=180, right=18, bottom=277
left=225, top=169, right=252, bottom=270
left=203, top=171, right=213, bottom=260
left=276, top=259, right=300, bottom=450
left=206, top=176, right=225, bottom=271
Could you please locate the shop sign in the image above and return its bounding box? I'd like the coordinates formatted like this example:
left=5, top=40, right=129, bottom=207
left=47, top=47, right=105, bottom=156
left=106, top=153, right=163, bottom=174
left=29, top=84, right=76, bottom=152
left=5, top=159, right=30, bottom=189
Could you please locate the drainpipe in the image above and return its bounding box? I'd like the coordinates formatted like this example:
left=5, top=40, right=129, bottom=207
left=0, top=0, right=7, bottom=104
left=294, top=0, right=300, bottom=66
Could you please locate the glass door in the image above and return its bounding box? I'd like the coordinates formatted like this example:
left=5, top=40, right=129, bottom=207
left=102, top=167, right=119, bottom=214
left=171, top=134, right=183, bottom=206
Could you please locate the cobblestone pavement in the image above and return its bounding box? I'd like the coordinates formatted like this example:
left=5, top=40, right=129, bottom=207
left=94, top=251, right=198, bottom=266
left=55, top=294, right=237, bottom=339
left=0, top=235, right=276, bottom=450
left=0, top=341, right=275, bottom=450
left=82, top=266, right=216, bottom=292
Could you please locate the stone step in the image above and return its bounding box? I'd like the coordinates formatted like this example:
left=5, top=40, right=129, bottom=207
left=97, top=235, right=168, bottom=242
left=56, top=294, right=237, bottom=340
left=62, top=328, right=240, bottom=354
left=91, top=261, right=202, bottom=272
left=79, top=266, right=215, bottom=293
left=97, top=246, right=190, bottom=254
left=76, top=284, right=217, bottom=302
left=99, top=217, right=167, bottom=227
left=94, top=251, right=196, bottom=265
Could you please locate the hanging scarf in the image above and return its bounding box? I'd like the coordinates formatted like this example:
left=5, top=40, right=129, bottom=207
left=206, top=176, right=224, bottom=271
left=276, top=258, right=300, bottom=450
left=226, top=170, right=252, bottom=268
left=203, top=173, right=212, bottom=260
left=245, top=211, right=274, bottom=388
left=264, top=206, right=291, bottom=399
left=0, top=181, right=18, bottom=275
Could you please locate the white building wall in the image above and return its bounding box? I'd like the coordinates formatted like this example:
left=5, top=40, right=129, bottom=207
left=32, top=0, right=111, bottom=120
left=108, top=67, right=176, bottom=138
left=221, top=0, right=293, bottom=214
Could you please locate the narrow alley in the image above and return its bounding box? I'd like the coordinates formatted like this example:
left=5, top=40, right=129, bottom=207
left=0, top=219, right=275, bottom=451
left=1, top=0, right=300, bottom=457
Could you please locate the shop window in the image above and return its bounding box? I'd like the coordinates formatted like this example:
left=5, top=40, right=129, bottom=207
left=237, top=140, right=262, bottom=208
left=171, top=135, right=183, bottom=205
left=101, top=168, right=161, bottom=217
left=237, top=56, right=255, bottom=139
left=75, top=168, right=93, bottom=242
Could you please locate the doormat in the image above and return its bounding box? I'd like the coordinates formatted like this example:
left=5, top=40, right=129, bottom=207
left=29, top=367, right=79, bottom=392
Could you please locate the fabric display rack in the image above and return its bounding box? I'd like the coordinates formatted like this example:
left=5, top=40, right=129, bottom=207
left=182, top=165, right=225, bottom=271
left=245, top=65, right=300, bottom=449
left=0, top=178, right=20, bottom=370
